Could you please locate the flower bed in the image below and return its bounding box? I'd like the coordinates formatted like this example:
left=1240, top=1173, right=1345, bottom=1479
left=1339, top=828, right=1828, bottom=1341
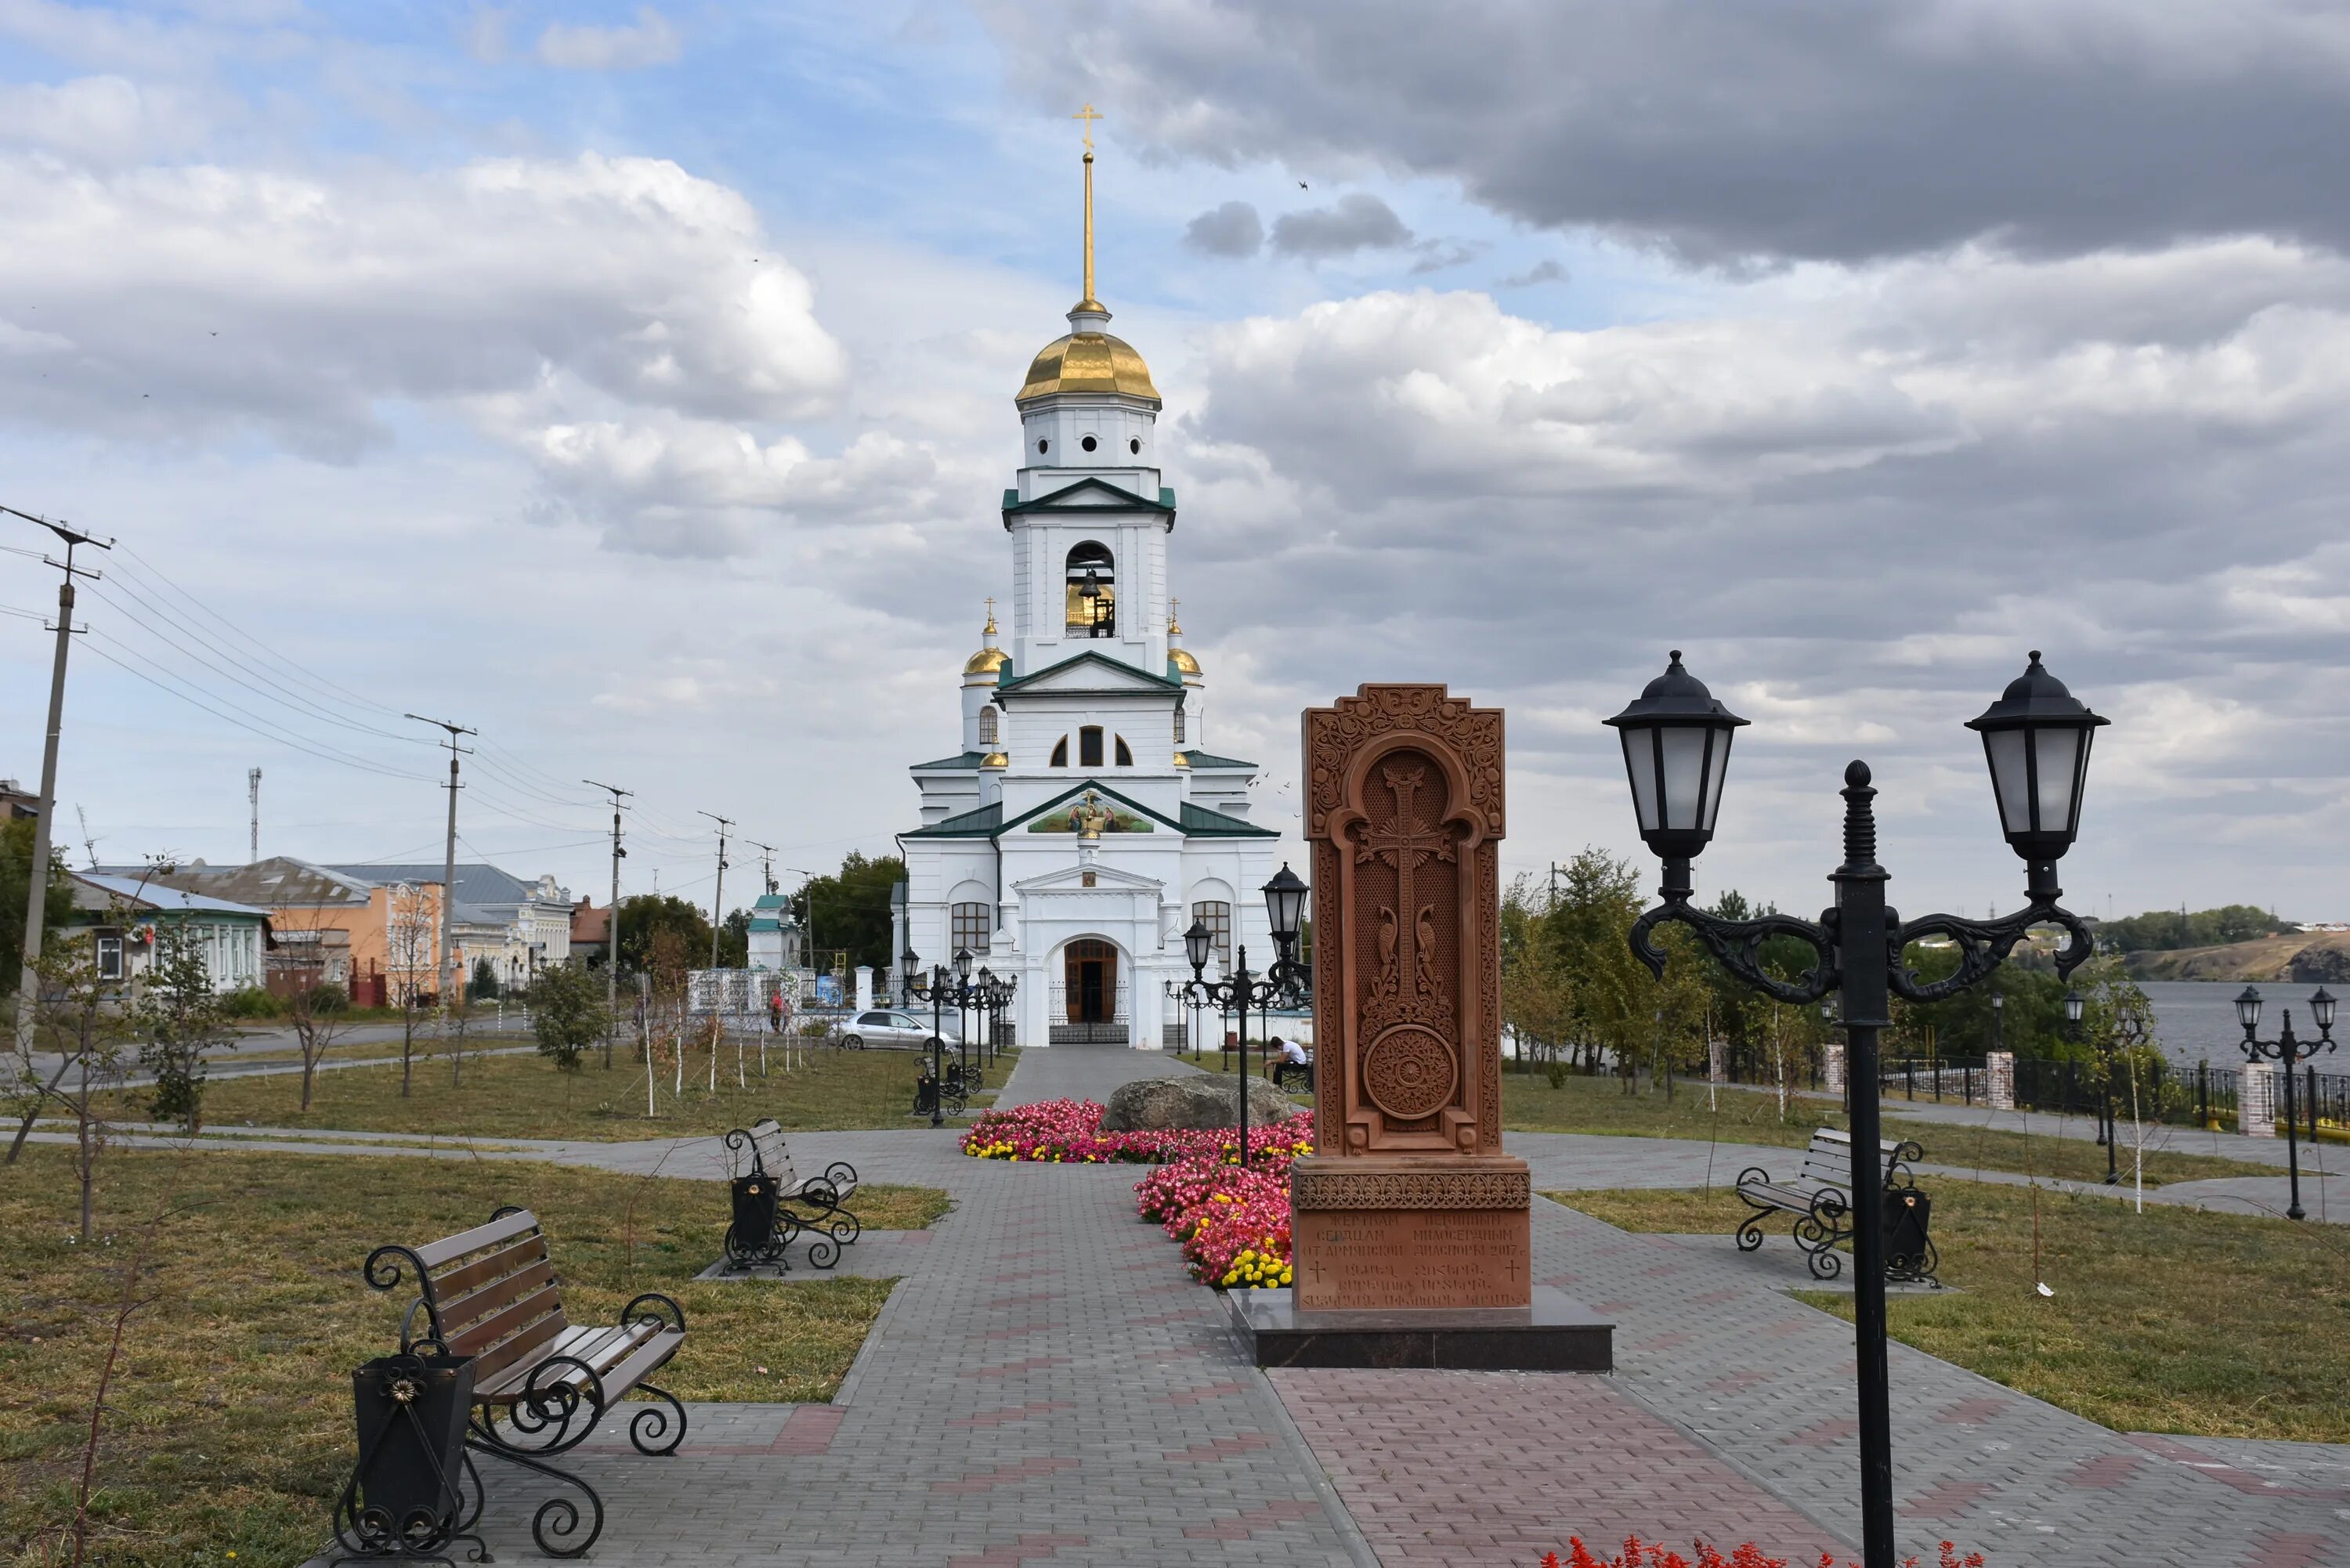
left=1542, top=1540, right=1984, bottom=1568
left=960, top=1097, right=1311, bottom=1166
left=956, top=1097, right=1316, bottom=1290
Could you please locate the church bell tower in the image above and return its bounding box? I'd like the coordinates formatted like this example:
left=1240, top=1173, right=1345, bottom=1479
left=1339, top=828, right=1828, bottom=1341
left=1004, top=107, right=1173, bottom=681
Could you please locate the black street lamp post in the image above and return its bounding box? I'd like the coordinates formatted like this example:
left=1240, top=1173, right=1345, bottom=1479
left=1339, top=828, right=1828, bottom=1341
left=902, top=946, right=982, bottom=1128
left=1606, top=650, right=2106, bottom=1568
left=2236, top=985, right=2337, bottom=1221
left=1183, top=864, right=1310, bottom=1169
left=2064, top=988, right=2120, bottom=1185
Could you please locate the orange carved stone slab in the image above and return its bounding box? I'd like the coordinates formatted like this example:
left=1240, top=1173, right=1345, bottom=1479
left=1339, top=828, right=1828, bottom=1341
left=1302, top=684, right=1506, bottom=1159
left=1290, top=1156, right=1533, bottom=1312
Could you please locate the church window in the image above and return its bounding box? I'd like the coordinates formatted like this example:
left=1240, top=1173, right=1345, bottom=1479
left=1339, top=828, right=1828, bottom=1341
left=1129, top=437, right=1141, bottom=454
left=1114, top=735, right=1132, bottom=767
left=978, top=707, right=998, bottom=746
left=1050, top=736, right=1068, bottom=768
left=1065, top=542, right=1115, bottom=637
left=952, top=901, right=992, bottom=956
left=1037, top=438, right=1048, bottom=453
left=1173, top=709, right=1186, bottom=744
left=1081, top=434, right=1098, bottom=452
left=1191, top=901, right=1232, bottom=962
left=1079, top=727, right=1104, bottom=768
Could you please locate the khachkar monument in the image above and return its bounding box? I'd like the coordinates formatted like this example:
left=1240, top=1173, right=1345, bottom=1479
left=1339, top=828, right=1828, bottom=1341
left=1231, top=685, right=1611, bottom=1369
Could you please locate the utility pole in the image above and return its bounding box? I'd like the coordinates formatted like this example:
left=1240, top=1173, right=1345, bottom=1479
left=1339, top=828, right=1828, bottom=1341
left=586, top=779, right=631, bottom=1069
left=405, top=714, right=475, bottom=1013
left=248, top=768, right=262, bottom=861
left=1549, top=860, right=1562, bottom=910
left=8, top=506, right=110, bottom=1069
left=698, top=811, right=733, bottom=970
left=747, top=840, right=779, bottom=897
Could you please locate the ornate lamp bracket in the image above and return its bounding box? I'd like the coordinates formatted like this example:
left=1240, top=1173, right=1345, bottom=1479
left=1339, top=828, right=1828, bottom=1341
left=1886, top=898, right=2094, bottom=1004
left=1629, top=890, right=1839, bottom=1007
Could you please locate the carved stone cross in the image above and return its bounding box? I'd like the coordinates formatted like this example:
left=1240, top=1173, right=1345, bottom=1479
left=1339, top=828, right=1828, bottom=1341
left=1355, top=763, right=1455, bottom=1003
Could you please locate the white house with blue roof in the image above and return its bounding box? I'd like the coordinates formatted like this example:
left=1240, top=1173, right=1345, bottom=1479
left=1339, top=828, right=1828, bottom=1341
left=899, top=151, right=1276, bottom=1048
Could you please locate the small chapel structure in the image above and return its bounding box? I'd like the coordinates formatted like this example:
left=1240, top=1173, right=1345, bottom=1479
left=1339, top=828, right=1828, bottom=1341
left=896, top=129, right=1277, bottom=1049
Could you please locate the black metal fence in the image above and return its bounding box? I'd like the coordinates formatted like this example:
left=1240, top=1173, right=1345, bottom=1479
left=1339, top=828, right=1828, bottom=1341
left=1878, top=1053, right=2350, bottom=1137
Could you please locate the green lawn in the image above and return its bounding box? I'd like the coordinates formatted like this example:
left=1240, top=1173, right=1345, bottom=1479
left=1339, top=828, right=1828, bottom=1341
left=1546, top=1181, right=2350, bottom=1443
left=0, top=1144, right=947, bottom=1568
left=98, top=1045, right=1018, bottom=1142
left=1500, top=1070, right=2276, bottom=1186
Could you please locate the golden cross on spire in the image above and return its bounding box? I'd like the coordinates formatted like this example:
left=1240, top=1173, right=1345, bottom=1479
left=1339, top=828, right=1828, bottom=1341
left=983, top=596, right=997, bottom=636
left=1168, top=597, right=1182, bottom=636
left=1072, top=103, right=1103, bottom=307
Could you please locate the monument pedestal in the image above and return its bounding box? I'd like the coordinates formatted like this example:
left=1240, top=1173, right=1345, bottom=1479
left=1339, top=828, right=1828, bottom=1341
left=1268, top=685, right=1614, bottom=1372
left=1226, top=1284, right=1612, bottom=1371
left=1227, top=1153, right=1613, bottom=1370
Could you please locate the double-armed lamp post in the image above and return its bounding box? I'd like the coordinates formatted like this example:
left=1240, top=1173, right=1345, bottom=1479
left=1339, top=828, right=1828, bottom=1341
left=902, top=945, right=982, bottom=1129
left=1183, top=864, right=1310, bottom=1170
left=1605, top=649, right=2107, bottom=1568
left=2235, top=985, right=2337, bottom=1220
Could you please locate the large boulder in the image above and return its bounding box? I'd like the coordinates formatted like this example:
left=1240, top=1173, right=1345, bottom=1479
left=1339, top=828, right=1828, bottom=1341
left=1101, top=1073, right=1296, bottom=1133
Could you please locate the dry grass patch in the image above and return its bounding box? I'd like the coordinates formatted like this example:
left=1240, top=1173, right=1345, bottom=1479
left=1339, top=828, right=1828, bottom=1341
left=1546, top=1180, right=2350, bottom=1443
left=96, top=1045, right=1017, bottom=1141
left=0, top=1144, right=945, bottom=1567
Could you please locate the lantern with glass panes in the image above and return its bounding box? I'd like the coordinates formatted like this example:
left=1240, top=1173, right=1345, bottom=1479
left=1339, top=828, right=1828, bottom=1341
left=1602, top=649, right=2107, bottom=1568
left=903, top=945, right=984, bottom=1128
left=1181, top=863, right=1311, bottom=1168
left=2234, top=984, right=2337, bottom=1221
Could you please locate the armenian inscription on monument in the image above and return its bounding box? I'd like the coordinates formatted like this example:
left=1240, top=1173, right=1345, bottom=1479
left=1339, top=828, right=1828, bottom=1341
left=1290, top=684, right=1531, bottom=1313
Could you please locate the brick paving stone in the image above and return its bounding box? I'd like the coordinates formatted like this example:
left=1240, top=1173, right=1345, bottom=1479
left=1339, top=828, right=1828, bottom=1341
left=287, top=1049, right=2350, bottom=1568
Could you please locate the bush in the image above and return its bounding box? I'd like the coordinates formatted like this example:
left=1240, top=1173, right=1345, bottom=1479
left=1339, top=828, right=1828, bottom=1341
left=304, top=983, right=349, bottom=1016
left=528, top=963, right=610, bottom=1073
left=1542, top=1540, right=1984, bottom=1568
left=219, top=985, right=282, bottom=1019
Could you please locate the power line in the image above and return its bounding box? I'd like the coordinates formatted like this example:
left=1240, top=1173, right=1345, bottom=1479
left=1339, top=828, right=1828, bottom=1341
left=114, top=544, right=407, bottom=721
left=79, top=638, right=432, bottom=782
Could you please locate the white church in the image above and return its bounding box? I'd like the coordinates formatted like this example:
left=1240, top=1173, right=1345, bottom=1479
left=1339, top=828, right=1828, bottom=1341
left=896, top=143, right=1278, bottom=1050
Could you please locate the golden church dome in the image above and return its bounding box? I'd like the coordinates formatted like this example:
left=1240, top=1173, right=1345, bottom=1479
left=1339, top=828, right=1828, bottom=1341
left=964, top=602, right=1006, bottom=677
left=1169, top=647, right=1201, bottom=677
left=1017, top=325, right=1160, bottom=404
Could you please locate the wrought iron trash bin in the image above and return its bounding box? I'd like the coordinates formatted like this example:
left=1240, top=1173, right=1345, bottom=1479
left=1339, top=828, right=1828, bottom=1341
left=334, top=1346, right=483, bottom=1564
left=1880, top=1186, right=1938, bottom=1286
left=725, top=1170, right=791, bottom=1272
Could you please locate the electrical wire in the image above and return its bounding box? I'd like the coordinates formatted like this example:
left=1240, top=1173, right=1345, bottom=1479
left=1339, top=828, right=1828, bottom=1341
left=114, top=545, right=407, bottom=721
left=80, top=637, right=434, bottom=782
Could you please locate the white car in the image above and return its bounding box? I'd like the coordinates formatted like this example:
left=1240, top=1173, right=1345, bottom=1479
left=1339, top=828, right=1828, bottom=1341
left=840, top=1008, right=964, bottom=1050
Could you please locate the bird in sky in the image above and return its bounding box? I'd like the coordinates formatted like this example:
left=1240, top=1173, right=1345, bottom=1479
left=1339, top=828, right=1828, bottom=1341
left=1298, top=181, right=1308, bottom=190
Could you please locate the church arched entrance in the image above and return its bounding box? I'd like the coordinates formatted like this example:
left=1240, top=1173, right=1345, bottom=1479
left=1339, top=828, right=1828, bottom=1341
left=1054, top=938, right=1126, bottom=1043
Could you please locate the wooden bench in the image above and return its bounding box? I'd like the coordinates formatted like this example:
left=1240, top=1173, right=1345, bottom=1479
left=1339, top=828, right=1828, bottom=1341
left=364, top=1205, right=687, bottom=1559
left=723, top=1118, right=862, bottom=1269
left=1733, top=1129, right=1926, bottom=1281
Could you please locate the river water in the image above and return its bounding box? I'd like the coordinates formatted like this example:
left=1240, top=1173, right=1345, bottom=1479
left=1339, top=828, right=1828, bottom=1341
left=2140, top=979, right=2336, bottom=1070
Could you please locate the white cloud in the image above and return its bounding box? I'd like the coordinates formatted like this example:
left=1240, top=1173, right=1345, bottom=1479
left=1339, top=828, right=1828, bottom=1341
left=535, top=7, right=681, bottom=70
left=0, top=149, right=851, bottom=550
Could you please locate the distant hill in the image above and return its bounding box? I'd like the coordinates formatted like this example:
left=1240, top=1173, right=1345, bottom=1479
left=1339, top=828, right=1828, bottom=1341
left=2126, top=930, right=2350, bottom=984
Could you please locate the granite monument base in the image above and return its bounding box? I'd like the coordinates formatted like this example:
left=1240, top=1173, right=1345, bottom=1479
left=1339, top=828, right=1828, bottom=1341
left=1225, top=1284, right=1613, bottom=1371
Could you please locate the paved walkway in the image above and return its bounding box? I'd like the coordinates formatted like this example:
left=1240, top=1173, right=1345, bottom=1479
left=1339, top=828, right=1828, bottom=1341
left=253, top=1043, right=2350, bottom=1566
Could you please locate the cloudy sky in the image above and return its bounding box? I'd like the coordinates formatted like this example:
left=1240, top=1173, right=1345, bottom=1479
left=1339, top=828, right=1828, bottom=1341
left=1, top=0, right=2345, bottom=928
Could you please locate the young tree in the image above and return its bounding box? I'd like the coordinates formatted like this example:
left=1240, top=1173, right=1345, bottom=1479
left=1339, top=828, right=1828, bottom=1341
left=528, top=962, right=610, bottom=1073
left=136, top=923, right=229, bottom=1131
left=468, top=955, right=501, bottom=1001
left=7, top=917, right=139, bottom=1237
left=272, top=905, right=352, bottom=1109
left=382, top=883, right=435, bottom=1095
